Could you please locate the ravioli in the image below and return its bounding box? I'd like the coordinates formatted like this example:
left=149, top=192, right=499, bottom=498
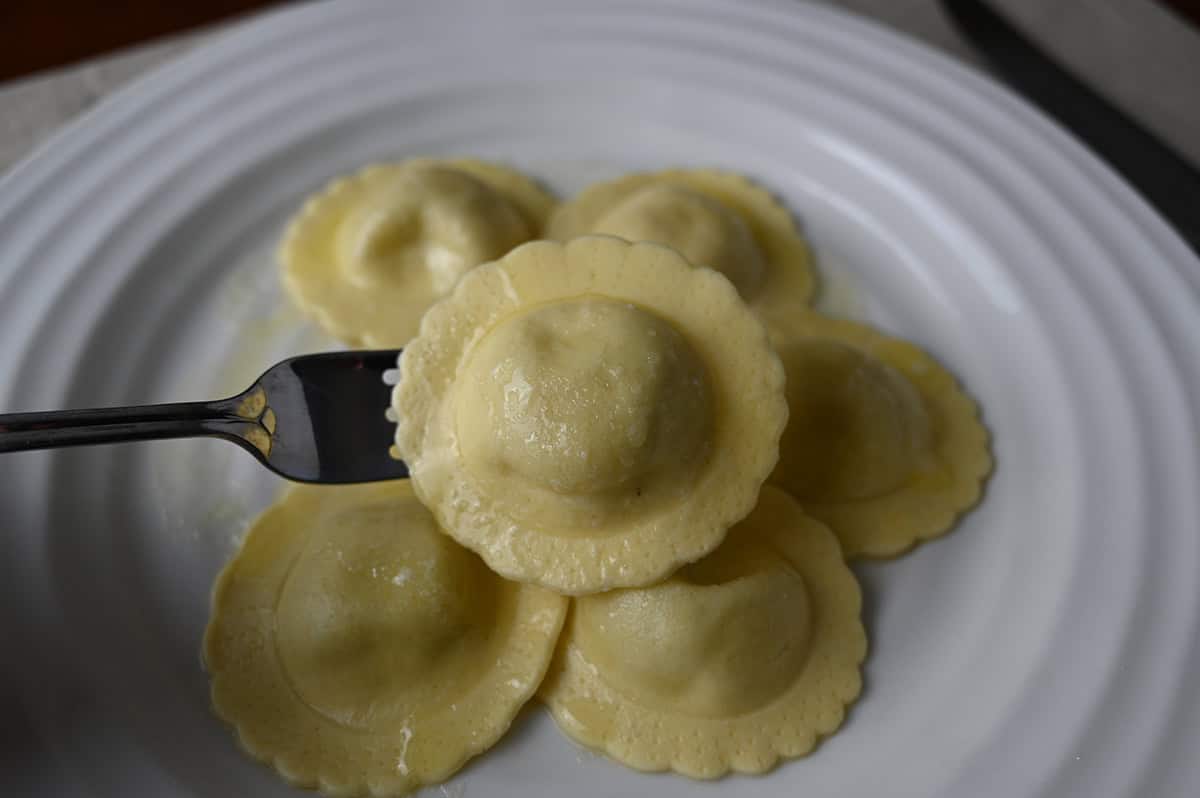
left=203, top=481, right=567, bottom=797
left=280, top=158, right=556, bottom=347
left=546, top=169, right=814, bottom=316
left=539, top=486, right=866, bottom=778
left=766, top=311, right=992, bottom=557
left=392, top=236, right=787, bottom=595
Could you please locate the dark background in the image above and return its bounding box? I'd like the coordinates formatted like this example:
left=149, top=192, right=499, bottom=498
left=1, top=0, right=1197, bottom=82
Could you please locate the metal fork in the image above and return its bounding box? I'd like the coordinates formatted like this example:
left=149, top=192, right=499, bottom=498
left=0, top=350, right=408, bottom=484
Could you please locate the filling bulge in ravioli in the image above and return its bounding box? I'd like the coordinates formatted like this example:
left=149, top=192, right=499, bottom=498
left=590, top=184, right=765, bottom=297
left=538, top=486, right=866, bottom=779
left=573, top=539, right=811, bottom=718
left=281, top=158, right=555, bottom=346
left=454, top=297, right=714, bottom=526
left=204, top=481, right=568, bottom=797
left=274, top=499, right=501, bottom=731
left=546, top=170, right=815, bottom=314
left=777, top=338, right=933, bottom=501
left=335, top=166, right=531, bottom=295
left=764, top=311, right=992, bottom=558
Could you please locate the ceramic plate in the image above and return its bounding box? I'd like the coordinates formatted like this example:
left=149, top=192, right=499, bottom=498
left=1, top=1, right=1198, bottom=796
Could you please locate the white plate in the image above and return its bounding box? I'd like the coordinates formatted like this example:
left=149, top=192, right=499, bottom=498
left=2, top=1, right=1198, bottom=796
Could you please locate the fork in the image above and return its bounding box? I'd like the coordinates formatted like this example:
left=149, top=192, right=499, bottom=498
left=0, top=350, right=408, bottom=484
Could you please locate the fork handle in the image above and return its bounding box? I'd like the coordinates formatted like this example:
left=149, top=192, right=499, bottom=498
left=0, top=395, right=256, bottom=452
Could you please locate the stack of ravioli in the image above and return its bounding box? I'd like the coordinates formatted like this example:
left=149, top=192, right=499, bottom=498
left=204, top=159, right=992, bottom=796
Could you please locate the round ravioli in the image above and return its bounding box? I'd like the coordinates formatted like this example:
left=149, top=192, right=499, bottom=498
left=281, top=158, right=556, bottom=347
left=392, top=236, right=787, bottom=595
left=546, top=169, right=814, bottom=315
left=203, top=481, right=567, bottom=797
left=766, top=311, right=992, bottom=557
left=540, top=486, right=866, bottom=778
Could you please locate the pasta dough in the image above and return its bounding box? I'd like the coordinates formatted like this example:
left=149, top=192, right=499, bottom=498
left=203, top=481, right=567, bottom=797
left=280, top=158, right=555, bottom=346
left=455, top=298, right=713, bottom=501
left=546, top=169, right=814, bottom=317
left=392, top=236, right=787, bottom=595
left=767, top=311, right=992, bottom=557
left=540, top=486, right=866, bottom=778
